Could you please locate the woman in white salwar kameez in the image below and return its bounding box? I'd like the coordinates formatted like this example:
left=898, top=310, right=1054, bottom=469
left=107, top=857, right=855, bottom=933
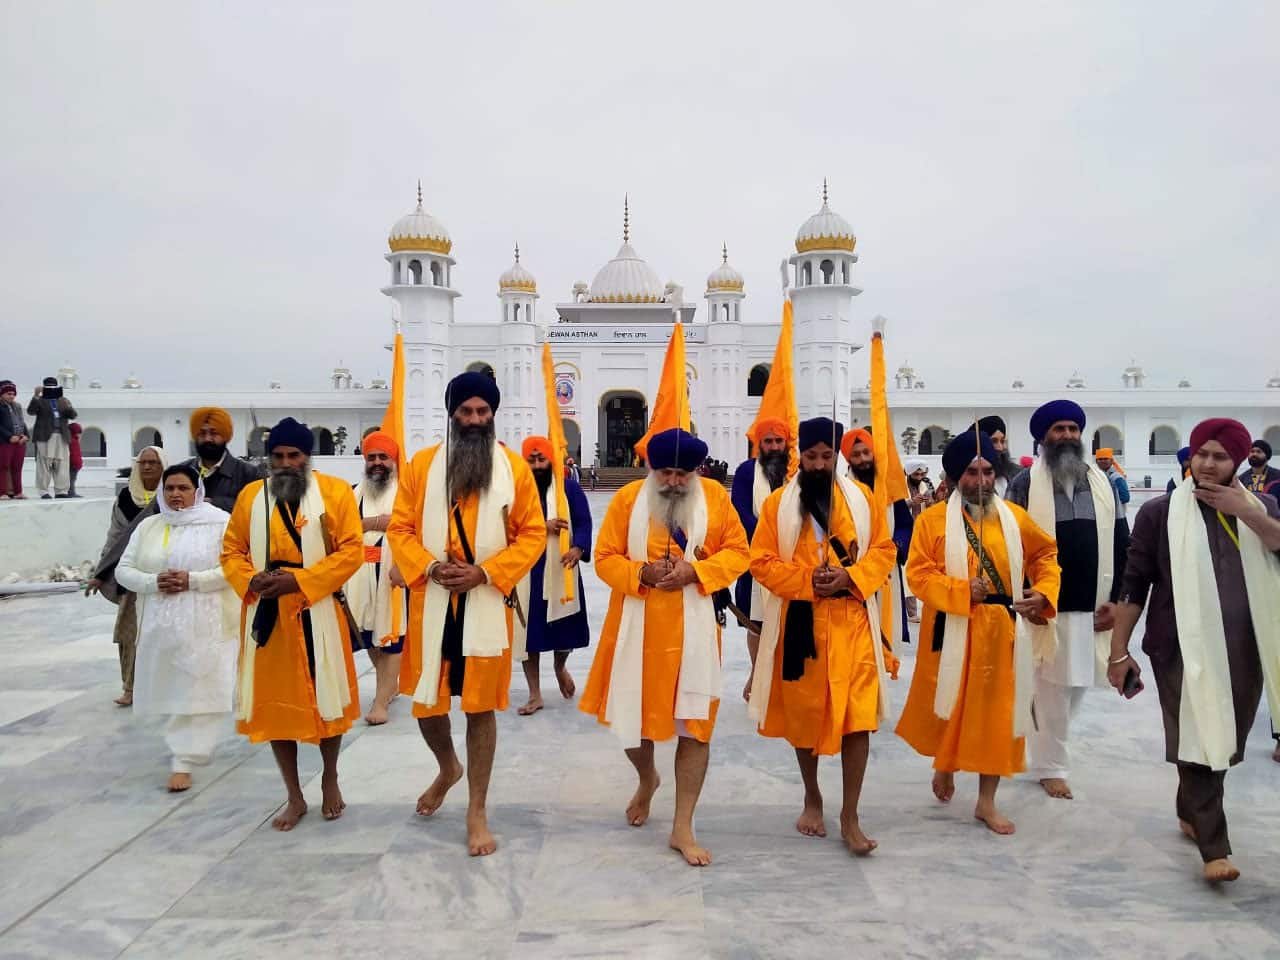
left=116, top=464, right=237, bottom=792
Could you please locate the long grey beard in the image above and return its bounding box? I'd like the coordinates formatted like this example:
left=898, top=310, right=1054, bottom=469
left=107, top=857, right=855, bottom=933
left=270, top=462, right=312, bottom=503
left=449, top=420, right=495, bottom=500
left=1045, top=440, right=1088, bottom=495
left=364, top=470, right=392, bottom=496
left=963, top=493, right=993, bottom=517
left=644, top=474, right=694, bottom=537
left=759, top=451, right=788, bottom=490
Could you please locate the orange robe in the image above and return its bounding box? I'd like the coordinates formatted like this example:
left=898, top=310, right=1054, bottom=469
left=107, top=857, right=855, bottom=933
left=387, top=444, right=545, bottom=717
left=221, top=474, right=364, bottom=744
left=896, top=501, right=1060, bottom=775
left=749, top=484, right=898, bottom=756
left=579, top=478, right=750, bottom=743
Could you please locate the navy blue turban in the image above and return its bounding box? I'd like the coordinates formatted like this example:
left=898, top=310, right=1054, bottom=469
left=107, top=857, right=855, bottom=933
left=942, top=429, right=998, bottom=484
left=977, top=415, right=1006, bottom=437
left=268, top=417, right=313, bottom=455
left=1029, top=399, right=1085, bottom=443
left=646, top=428, right=707, bottom=472
left=798, top=417, right=843, bottom=453
left=446, top=371, right=501, bottom=416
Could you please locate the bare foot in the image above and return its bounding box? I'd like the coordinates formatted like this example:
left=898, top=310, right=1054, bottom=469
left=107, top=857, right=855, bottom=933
left=932, top=770, right=955, bottom=803
left=167, top=772, right=192, bottom=793
left=669, top=826, right=712, bottom=866
left=467, top=809, right=497, bottom=857
left=416, top=758, right=464, bottom=816
left=517, top=697, right=544, bottom=716
left=1272, top=742, right=1280, bottom=764
left=795, top=799, right=827, bottom=837
left=555, top=666, right=576, bottom=699
left=272, top=797, right=308, bottom=831
left=321, top=775, right=345, bottom=821
left=114, top=691, right=133, bottom=707
left=626, top=771, right=661, bottom=826
left=1179, top=819, right=1198, bottom=842
left=840, top=813, right=878, bottom=855
left=1040, top=778, right=1073, bottom=800
left=1204, top=858, right=1240, bottom=883
left=743, top=669, right=755, bottom=703
left=365, top=701, right=389, bottom=725
left=974, top=804, right=1016, bottom=835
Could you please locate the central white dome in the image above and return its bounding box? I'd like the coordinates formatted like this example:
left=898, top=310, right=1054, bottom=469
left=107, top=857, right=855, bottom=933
left=588, top=197, right=665, bottom=303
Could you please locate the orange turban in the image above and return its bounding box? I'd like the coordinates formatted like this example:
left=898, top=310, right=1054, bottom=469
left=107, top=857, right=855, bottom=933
left=362, top=430, right=399, bottom=460
left=189, top=406, right=233, bottom=440
left=1095, top=447, right=1114, bottom=459
left=753, top=417, right=791, bottom=444
left=841, top=428, right=873, bottom=461
left=522, top=436, right=554, bottom=462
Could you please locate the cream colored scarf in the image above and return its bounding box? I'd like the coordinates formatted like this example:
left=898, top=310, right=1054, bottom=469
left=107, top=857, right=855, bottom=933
left=1026, top=458, right=1114, bottom=678
left=604, top=477, right=719, bottom=749
left=1168, top=479, right=1280, bottom=771
left=238, top=478, right=350, bottom=723
left=936, top=491, right=1033, bottom=737
left=749, top=460, right=772, bottom=619
left=514, top=475, right=582, bottom=662
left=749, top=473, right=888, bottom=725
left=346, top=478, right=403, bottom=647
left=413, top=443, right=515, bottom=708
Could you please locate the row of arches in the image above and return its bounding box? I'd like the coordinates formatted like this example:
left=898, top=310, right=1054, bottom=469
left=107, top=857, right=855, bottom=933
left=798, top=259, right=850, bottom=286
left=912, top=425, right=1280, bottom=458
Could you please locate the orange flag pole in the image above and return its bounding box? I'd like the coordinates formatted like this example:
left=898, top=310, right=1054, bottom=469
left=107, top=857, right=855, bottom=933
left=746, top=278, right=799, bottom=478
left=379, top=325, right=408, bottom=639
left=633, top=319, right=690, bottom=462
left=541, top=342, right=575, bottom=603
left=869, top=315, right=908, bottom=676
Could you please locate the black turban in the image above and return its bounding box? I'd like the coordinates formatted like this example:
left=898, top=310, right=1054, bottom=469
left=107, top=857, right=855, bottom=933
left=446, top=372, right=501, bottom=416
left=268, top=417, right=313, bottom=454
left=645, top=428, right=707, bottom=472
left=798, top=417, right=843, bottom=453
left=1252, top=438, right=1273, bottom=461
left=942, top=429, right=998, bottom=484
left=977, top=415, right=1006, bottom=437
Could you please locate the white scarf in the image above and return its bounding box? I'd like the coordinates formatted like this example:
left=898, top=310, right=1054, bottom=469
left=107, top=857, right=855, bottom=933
left=514, top=476, right=582, bottom=662
left=748, top=473, right=888, bottom=726
left=749, top=460, right=773, bottom=619
left=1168, top=479, right=1280, bottom=771
left=238, top=477, right=350, bottom=723
left=1026, top=457, right=1115, bottom=679
left=413, top=443, right=515, bottom=708
left=346, top=477, right=402, bottom=647
left=604, top=477, right=720, bottom=749
left=936, top=491, right=1034, bottom=737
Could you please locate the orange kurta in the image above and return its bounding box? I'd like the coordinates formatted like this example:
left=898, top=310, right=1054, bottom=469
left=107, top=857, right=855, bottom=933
left=895, top=501, right=1059, bottom=775
left=579, top=478, right=749, bottom=743
left=749, top=482, right=898, bottom=755
left=221, top=473, right=364, bottom=744
left=387, top=443, right=545, bottom=717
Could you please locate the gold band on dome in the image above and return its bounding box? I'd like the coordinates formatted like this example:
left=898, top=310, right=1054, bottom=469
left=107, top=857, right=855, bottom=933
left=795, top=234, right=856, bottom=254
left=706, top=278, right=744, bottom=292
left=499, top=279, right=537, bottom=293
left=588, top=293, right=663, bottom=304
left=389, top=235, right=453, bottom=254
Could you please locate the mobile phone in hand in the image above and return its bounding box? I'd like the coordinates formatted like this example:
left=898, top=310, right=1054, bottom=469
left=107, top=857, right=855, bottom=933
left=1122, top=665, right=1144, bottom=699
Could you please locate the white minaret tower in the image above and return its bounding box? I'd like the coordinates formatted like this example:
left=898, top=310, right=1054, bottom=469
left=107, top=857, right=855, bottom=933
left=381, top=181, right=458, bottom=452
left=497, top=243, right=539, bottom=447
left=704, top=243, right=747, bottom=462
left=789, top=179, right=862, bottom=426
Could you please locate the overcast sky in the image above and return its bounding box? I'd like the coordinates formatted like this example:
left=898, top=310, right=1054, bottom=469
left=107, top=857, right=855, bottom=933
left=2, top=1, right=1276, bottom=393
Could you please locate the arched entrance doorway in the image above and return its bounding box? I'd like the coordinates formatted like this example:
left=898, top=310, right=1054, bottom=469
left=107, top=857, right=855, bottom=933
left=599, top=390, right=646, bottom=467
left=563, top=419, right=582, bottom=465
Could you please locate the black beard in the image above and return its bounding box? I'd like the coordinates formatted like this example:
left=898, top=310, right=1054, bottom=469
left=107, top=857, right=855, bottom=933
left=196, top=441, right=226, bottom=463
left=850, top=463, right=875, bottom=488
left=992, top=449, right=1014, bottom=478
left=365, top=464, right=391, bottom=492
left=270, top=463, right=310, bottom=504
left=759, top=450, right=788, bottom=490
left=1044, top=438, right=1088, bottom=487
left=1249, top=457, right=1267, bottom=469
left=449, top=419, right=495, bottom=500
left=532, top=467, right=552, bottom=499
left=41, top=385, right=63, bottom=399
left=797, top=467, right=832, bottom=519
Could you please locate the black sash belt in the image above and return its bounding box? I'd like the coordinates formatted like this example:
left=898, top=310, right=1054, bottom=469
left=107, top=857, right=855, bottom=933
left=931, top=517, right=1017, bottom=652
left=670, top=526, right=732, bottom=627
left=442, top=503, right=474, bottom=694
left=249, top=501, right=307, bottom=650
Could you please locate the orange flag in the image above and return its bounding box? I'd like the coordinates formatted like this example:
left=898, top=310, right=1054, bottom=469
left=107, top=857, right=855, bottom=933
left=541, top=342, right=575, bottom=602
left=633, top=321, right=691, bottom=462
left=378, top=328, right=407, bottom=637
left=869, top=316, right=908, bottom=507
left=746, top=298, right=799, bottom=474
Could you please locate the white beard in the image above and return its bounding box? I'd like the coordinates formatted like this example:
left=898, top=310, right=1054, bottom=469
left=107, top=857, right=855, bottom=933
left=644, top=474, right=695, bottom=535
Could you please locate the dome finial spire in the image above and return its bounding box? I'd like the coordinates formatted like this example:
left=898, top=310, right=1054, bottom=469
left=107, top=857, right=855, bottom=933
left=514, top=241, right=520, bottom=262
left=623, top=194, right=630, bottom=243
left=722, top=242, right=728, bottom=263
left=822, top=177, right=828, bottom=205
left=416, top=179, right=423, bottom=207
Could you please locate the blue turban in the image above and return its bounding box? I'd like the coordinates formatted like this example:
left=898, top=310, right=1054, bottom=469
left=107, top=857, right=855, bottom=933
left=1029, top=399, right=1086, bottom=442
left=645, top=428, right=707, bottom=472
left=942, top=429, right=998, bottom=484
left=446, top=371, right=501, bottom=416
left=267, top=417, right=313, bottom=455
left=798, top=417, right=843, bottom=452
left=1176, top=445, right=1192, bottom=466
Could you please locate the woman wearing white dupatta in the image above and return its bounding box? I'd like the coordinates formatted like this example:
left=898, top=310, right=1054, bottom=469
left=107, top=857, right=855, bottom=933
left=1108, top=419, right=1280, bottom=884
left=116, top=465, right=235, bottom=792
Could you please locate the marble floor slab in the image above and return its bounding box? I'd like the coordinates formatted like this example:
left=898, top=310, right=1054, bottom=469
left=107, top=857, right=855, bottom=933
left=2, top=488, right=1279, bottom=958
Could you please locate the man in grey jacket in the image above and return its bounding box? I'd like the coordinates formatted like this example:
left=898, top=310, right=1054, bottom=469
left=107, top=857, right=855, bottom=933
left=26, top=376, right=77, bottom=498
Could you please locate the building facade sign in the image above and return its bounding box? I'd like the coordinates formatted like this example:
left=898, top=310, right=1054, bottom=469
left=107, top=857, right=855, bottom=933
left=540, top=324, right=707, bottom=345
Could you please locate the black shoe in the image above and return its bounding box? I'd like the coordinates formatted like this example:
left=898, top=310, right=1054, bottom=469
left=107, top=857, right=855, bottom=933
left=41, top=494, right=52, bottom=500
left=54, top=494, right=69, bottom=499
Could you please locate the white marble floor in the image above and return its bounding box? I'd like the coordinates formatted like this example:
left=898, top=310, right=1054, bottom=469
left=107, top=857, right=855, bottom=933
left=2, top=491, right=1279, bottom=959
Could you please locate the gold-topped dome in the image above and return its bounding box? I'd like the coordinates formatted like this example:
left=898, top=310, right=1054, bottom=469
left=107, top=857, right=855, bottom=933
left=706, top=244, right=744, bottom=293
left=498, top=243, right=537, bottom=294
left=588, top=196, right=665, bottom=304
left=388, top=181, right=452, bottom=255
left=795, top=179, right=856, bottom=254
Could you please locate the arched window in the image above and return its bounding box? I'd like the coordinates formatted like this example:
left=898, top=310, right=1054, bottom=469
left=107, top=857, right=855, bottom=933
left=513, top=303, right=521, bottom=323
left=311, top=427, right=335, bottom=456
left=1149, top=426, right=1180, bottom=456
left=919, top=426, right=948, bottom=457
left=466, top=361, right=496, bottom=380
left=820, top=259, right=834, bottom=284
left=393, top=261, right=402, bottom=284
left=801, top=262, right=812, bottom=286
left=1091, top=425, right=1124, bottom=456
left=722, top=303, right=730, bottom=322
left=409, top=259, right=423, bottom=285
left=1263, top=426, right=1280, bottom=452
left=81, top=427, right=106, bottom=458
left=430, top=262, right=442, bottom=286
left=747, top=364, right=771, bottom=397
left=132, top=426, right=163, bottom=455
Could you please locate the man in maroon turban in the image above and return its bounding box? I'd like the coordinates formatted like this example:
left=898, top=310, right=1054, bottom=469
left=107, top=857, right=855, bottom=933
left=1107, top=417, right=1280, bottom=884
